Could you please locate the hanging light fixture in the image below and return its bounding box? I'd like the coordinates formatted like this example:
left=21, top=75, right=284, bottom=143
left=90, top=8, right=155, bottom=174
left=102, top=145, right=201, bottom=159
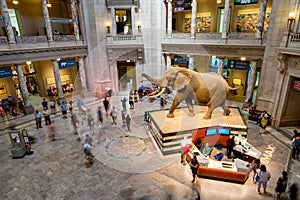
left=46, top=0, right=52, bottom=8
left=12, top=0, right=19, bottom=5
left=217, top=0, right=222, bottom=4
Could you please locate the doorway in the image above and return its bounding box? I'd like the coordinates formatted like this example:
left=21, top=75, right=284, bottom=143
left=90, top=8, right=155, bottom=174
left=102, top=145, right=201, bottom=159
left=117, top=61, right=136, bottom=96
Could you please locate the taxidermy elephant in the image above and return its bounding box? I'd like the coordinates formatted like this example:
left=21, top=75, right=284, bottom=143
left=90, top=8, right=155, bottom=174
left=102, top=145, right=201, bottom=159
left=142, top=65, right=240, bottom=119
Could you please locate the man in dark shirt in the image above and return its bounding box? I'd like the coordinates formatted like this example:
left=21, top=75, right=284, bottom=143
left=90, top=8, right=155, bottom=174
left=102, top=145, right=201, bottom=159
left=227, top=136, right=235, bottom=159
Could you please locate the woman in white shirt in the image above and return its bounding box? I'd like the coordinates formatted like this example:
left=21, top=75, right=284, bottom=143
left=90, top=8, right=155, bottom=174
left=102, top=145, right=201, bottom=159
left=256, top=164, right=271, bottom=194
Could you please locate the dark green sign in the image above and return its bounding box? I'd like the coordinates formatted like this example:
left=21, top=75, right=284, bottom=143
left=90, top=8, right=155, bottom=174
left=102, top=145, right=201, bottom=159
left=234, top=0, right=258, bottom=5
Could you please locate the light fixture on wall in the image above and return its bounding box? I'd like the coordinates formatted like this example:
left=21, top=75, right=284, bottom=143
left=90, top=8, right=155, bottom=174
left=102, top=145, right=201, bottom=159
left=212, top=55, right=217, bottom=59
left=106, top=22, right=110, bottom=34
left=46, top=0, right=52, bottom=8
left=26, top=61, right=32, bottom=65
left=57, top=58, right=61, bottom=61
left=241, top=57, right=246, bottom=61
left=12, top=0, right=19, bottom=5
left=287, top=12, right=295, bottom=32
left=217, top=0, right=222, bottom=4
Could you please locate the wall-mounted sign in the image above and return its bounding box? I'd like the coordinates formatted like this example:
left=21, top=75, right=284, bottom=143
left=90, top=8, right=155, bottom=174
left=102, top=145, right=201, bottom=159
left=234, top=0, right=258, bottom=5
left=173, top=56, right=189, bottom=65
left=292, top=80, right=300, bottom=92
left=50, top=18, right=73, bottom=24
left=58, top=58, right=76, bottom=69
left=226, top=60, right=249, bottom=70
left=0, top=66, right=13, bottom=78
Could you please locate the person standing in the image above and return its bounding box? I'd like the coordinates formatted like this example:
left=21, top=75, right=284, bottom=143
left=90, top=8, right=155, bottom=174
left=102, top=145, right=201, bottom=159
left=121, top=111, right=126, bottom=127
left=110, top=106, right=117, bottom=124
left=260, top=116, right=268, bottom=134
left=160, top=96, right=165, bottom=108
left=49, top=98, right=56, bottom=115
left=42, top=98, right=48, bottom=110
left=18, top=98, right=24, bottom=114
left=68, top=101, right=74, bottom=112
left=251, top=158, right=261, bottom=183
left=48, top=121, right=56, bottom=141
left=34, top=110, right=42, bottom=129
left=87, top=110, right=94, bottom=134
left=129, top=93, right=134, bottom=109
left=60, top=101, right=67, bottom=118
left=275, top=171, right=288, bottom=198
left=189, top=154, right=199, bottom=183
left=288, top=183, right=298, bottom=200
left=121, top=97, right=127, bottom=111
left=97, top=106, right=103, bottom=125
left=226, top=135, right=235, bottom=159
left=77, top=99, right=83, bottom=115
left=256, top=164, right=271, bottom=194
left=42, top=108, right=51, bottom=125
left=292, top=130, right=300, bottom=160
left=103, top=97, right=110, bottom=117
left=83, top=139, right=94, bottom=164
left=126, top=114, right=131, bottom=132
left=71, top=112, right=79, bottom=134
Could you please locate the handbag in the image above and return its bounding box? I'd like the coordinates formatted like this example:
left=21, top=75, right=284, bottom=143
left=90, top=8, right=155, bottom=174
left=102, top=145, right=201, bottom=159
left=254, top=171, right=261, bottom=183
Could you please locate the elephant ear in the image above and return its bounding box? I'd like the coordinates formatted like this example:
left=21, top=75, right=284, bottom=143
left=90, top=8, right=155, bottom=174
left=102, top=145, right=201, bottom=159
left=174, top=68, right=192, bottom=90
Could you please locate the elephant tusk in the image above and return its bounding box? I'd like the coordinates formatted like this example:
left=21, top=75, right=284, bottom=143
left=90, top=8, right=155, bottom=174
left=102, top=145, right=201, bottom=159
left=147, top=88, right=161, bottom=96
left=148, top=88, right=166, bottom=98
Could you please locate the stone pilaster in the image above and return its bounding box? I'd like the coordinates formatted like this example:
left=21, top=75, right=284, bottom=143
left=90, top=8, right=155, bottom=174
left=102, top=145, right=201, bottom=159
left=78, top=57, right=88, bottom=95
left=217, top=58, right=224, bottom=76
left=0, top=0, right=16, bottom=44
left=111, top=7, right=116, bottom=35
left=222, top=0, right=231, bottom=39
left=255, top=0, right=268, bottom=39
left=42, top=0, right=53, bottom=41
left=188, top=55, right=195, bottom=71
left=52, top=60, right=64, bottom=104
left=191, top=0, right=197, bottom=38
left=167, top=0, right=172, bottom=37
left=131, top=6, right=137, bottom=35
left=71, top=0, right=80, bottom=41
left=245, top=60, right=258, bottom=103
left=16, top=64, right=34, bottom=114
left=166, top=54, right=172, bottom=68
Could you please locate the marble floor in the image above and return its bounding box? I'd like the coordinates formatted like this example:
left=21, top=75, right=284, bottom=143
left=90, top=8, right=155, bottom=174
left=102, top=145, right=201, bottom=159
left=0, top=94, right=297, bottom=200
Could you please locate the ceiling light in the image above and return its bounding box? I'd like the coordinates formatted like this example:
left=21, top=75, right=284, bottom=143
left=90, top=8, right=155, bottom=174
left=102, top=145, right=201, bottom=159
left=57, top=58, right=61, bottom=61
left=26, top=61, right=32, bottom=65
left=126, top=60, right=130, bottom=62
left=217, top=0, right=222, bottom=4
left=12, top=0, right=19, bottom=5
left=241, top=57, right=246, bottom=61
left=212, top=55, right=217, bottom=59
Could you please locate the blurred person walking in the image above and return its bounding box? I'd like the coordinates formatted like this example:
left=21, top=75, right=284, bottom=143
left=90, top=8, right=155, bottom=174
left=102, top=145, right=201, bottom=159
left=49, top=98, right=56, bottom=115
left=110, top=106, right=117, bottom=124
left=255, top=164, right=271, bottom=194
left=103, top=97, right=110, bottom=117
left=126, top=114, right=131, bottom=132
left=60, top=101, right=67, bottom=118
left=34, top=110, right=42, bottom=129
left=42, top=108, right=51, bottom=125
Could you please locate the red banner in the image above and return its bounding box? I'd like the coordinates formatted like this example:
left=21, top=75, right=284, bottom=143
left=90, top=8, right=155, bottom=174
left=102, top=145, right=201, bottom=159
left=293, top=80, right=300, bottom=91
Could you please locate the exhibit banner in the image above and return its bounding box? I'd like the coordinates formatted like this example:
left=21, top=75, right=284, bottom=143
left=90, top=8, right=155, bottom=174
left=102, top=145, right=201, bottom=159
left=0, top=66, right=13, bottom=79
left=58, top=58, right=76, bottom=69
left=173, top=56, right=189, bottom=65
left=234, top=0, right=258, bottom=5
left=292, top=79, right=300, bottom=92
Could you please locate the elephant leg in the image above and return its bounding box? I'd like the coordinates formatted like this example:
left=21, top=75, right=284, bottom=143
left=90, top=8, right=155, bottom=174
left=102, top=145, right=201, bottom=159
left=203, top=101, right=212, bottom=119
left=185, top=96, right=195, bottom=117
left=167, top=96, right=180, bottom=118
left=225, top=106, right=231, bottom=116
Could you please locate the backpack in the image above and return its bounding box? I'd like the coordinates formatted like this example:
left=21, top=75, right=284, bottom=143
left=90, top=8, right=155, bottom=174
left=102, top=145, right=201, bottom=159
left=84, top=147, right=90, bottom=156
left=295, top=136, right=300, bottom=148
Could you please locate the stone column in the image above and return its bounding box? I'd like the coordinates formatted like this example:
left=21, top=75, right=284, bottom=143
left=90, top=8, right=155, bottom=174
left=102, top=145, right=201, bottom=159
left=131, top=6, right=137, bottom=35
left=222, top=0, right=231, bottom=39
left=16, top=64, right=34, bottom=114
left=167, top=0, right=172, bottom=37
left=52, top=60, right=64, bottom=104
left=78, top=57, right=88, bottom=94
left=111, top=7, right=116, bottom=35
left=188, top=55, right=195, bottom=71
left=166, top=54, right=172, bottom=68
left=255, top=0, right=268, bottom=39
left=0, top=0, right=16, bottom=44
left=217, top=58, right=225, bottom=76
left=191, top=0, right=197, bottom=38
left=71, top=0, right=80, bottom=41
left=245, top=60, right=258, bottom=103
left=42, top=0, right=53, bottom=41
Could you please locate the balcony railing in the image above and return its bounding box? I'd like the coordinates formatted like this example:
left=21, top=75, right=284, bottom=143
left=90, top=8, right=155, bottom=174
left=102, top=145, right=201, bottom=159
left=164, top=32, right=266, bottom=45
left=106, top=34, right=143, bottom=46
left=16, top=36, right=47, bottom=43
left=288, top=33, right=300, bottom=48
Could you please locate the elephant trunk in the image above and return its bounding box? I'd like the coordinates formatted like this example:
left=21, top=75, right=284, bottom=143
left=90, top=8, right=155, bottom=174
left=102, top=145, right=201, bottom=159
left=142, top=73, right=166, bottom=87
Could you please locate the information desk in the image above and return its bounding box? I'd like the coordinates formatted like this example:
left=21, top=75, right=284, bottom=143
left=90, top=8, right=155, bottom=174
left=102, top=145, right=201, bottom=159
left=182, top=139, right=252, bottom=183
